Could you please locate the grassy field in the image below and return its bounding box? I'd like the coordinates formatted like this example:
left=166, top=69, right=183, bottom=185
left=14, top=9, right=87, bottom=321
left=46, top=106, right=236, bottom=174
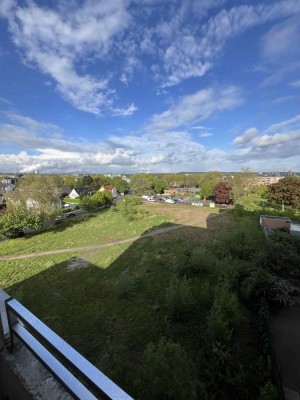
left=0, top=204, right=269, bottom=399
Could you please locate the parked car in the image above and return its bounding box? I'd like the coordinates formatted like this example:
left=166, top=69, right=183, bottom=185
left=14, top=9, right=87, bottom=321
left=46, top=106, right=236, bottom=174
left=165, top=199, right=175, bottom=204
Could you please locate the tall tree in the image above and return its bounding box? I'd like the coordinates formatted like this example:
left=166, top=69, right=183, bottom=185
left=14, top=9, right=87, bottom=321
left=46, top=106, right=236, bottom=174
left=199, top=172, right=222, bottom=198
left=10, top=174, right=62, bottom=217
left=229, top=169, right=255, bottom=202
left=111, top=176, right=130, bottom=193
left=130, top=174, right=153, bottom=194
left=267, top=176, right=300, bottom=210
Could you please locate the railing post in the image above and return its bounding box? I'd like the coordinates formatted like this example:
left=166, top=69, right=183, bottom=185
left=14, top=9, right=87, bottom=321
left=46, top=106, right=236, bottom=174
left=0, top=288, right=12, bottom=348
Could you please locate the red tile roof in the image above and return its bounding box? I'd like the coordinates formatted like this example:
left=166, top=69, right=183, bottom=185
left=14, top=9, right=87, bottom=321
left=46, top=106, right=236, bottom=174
left=104, top=185, right=115, bottom=190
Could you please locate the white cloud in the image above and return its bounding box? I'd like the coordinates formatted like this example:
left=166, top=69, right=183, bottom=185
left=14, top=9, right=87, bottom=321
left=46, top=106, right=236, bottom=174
left=199, top=132, right=213, bottom=138
left=111, top=103, right=138, bottom=117
left=261, top=16, right=300, bottom=64
left=191, top=126, right=210, bottom=130
left=289, top=80, right=300, bottom=88
left=230, top=115, right=300, bottom=166
left=149, top=85, right=243, bottom=131
left=233, top=128, right=259, bottom=145
left=2, top=0, right=130, bottom=115
left=1, top=112, right=300, bottom=173
left=158, top=1, right=300, bottom=86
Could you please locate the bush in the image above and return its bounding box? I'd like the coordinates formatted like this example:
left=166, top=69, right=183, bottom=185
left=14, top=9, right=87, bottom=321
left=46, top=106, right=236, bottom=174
left=198, top=282, right=213, bottom=310
left=259, top=381, right=278, bottom=400
left=80, top=196, right=96, bottom=211
left=96, top=339, right=133, bottom=393
left=206, top=285, right=239, bottom=345
left=115, top=268, right=136, bottom=298
left=240, top=267, right=299, bottom=307
left=190, top=247, right=216, bottom=274
left=92, top=191, right=113, bottom=207
left=117, top=195, right=144, bottom=221
left=217, top=221, right=264, bottom=260
left=138, top=337, right=198, bottom=400
left=0, top=206, right=42, bottom=238
left=166, top=274, right=194, bottom=321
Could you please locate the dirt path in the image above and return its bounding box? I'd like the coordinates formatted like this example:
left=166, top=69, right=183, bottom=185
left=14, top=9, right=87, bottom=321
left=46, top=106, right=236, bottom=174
left=0, top=214, right=217, bottom=261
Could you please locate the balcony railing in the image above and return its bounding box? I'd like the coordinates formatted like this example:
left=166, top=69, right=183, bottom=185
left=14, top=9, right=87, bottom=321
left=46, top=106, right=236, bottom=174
left=0, top=289, right=133, bottom=400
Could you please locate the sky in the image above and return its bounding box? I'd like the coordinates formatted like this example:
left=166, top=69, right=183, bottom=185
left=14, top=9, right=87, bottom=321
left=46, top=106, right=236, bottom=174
left=0, top=0, right=300, bottom=174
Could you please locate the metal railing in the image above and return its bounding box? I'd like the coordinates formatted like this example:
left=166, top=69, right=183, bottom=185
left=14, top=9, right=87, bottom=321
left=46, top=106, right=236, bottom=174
left=0, top=289, right=133, bottom=400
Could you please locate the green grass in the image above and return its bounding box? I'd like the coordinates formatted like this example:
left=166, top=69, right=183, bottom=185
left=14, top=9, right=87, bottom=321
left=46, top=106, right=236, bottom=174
left=63, top=197, right=80, bottom=203
left=0, top=208, right=173, bottom=256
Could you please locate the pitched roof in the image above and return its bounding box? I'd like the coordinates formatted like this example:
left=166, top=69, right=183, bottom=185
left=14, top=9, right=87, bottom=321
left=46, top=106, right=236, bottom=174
left=104, top=185, right=115, bottom=190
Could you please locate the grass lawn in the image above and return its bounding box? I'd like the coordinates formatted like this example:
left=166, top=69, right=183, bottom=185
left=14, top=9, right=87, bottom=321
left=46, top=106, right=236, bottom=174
left=0, top=205, right=267, bottom=398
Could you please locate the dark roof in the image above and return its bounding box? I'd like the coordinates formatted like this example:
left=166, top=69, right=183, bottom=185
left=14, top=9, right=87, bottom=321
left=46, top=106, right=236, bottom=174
left=58, top=185, right=72, bottom=195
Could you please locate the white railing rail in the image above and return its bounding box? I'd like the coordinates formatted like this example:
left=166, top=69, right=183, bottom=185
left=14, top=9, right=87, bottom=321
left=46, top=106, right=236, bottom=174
left=0, top=289, right=133, bottom=400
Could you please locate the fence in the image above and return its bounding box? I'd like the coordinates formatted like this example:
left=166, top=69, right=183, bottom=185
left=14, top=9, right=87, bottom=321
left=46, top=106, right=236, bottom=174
left=0, top=289, right=133, bottom=400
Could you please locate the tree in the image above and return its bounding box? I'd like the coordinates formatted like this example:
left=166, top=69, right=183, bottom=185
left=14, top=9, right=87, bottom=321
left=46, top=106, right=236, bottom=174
left=229, top=169, right=255, bottom=202
left=267, top=176, right=300, bottom=210
left=199, top=172, right=222, bottom=198
left=152, top=177, right=167, bottom=194
left=10, top=174, right=62, bottom=217
left=130, top=174, right=153, bottom=194
left=0, top=205, right=42, bottom=238
left=92, top=191, right=113, bottom=206
left=213, top=182, right=231, bottom=204
left=111, top=177, right=129, bottom=194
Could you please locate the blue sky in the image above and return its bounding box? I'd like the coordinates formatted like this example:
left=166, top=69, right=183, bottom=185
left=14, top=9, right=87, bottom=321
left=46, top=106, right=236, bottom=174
left=0, top=0, right=300, bottom=173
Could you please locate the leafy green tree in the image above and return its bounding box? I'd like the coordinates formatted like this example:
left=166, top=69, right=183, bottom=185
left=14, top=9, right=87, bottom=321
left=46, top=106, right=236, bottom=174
left=229, top=169, right=255, bottom=202
left=0, top=205, right=42, bottom=238
left=200, top=172, right=222, bottom=198
left=139, top=337, right=198, bottom=400
left=111, top=176, right=129, bottom=193
left=267, top=176, right=300, bottom=210
left=117, top=195, right=143, bottom=221
left=10, top=174, right=62, bottom=217
left=152, top=177, right=167, bottom=194
left=130, top=174, right=153, bottom=194
left=92, top=191, right=113, bottom=206
left=80, top=196, right=96, bottom=211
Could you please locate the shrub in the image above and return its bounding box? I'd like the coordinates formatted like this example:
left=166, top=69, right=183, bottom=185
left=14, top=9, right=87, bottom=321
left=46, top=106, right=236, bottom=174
left=97, top=339, right=133, bottom=393
left=117, top=195, right=144, bottom=221
left=198, top=282, right=213, bottom=310
left=115, top=268, right=136, bottom=298
left=80, top=196, right=96, bottom=211
left=190, top=247, right=216, bottom=274
left=259, top=381, right=278, bottom=400
left=206, top=285, right=239, bottom=345
left=138, top=337, right=198, bottom=400
left=166, top=274, right=194, bottom=321
left=0, top=205, right=42, bottom=238
left=217, top=221, right=264, bottom=260
left=92, top=190, right=113, bottom=207
left=240, top=267, right=299, bottom=306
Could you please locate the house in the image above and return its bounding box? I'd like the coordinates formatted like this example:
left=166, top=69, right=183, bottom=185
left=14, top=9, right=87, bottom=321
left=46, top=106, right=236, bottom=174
left=69, top=188, right=85, bottom=199
left=99, top=185, right=118, bottom=198
left=260, top=215, right=291, bottom=235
